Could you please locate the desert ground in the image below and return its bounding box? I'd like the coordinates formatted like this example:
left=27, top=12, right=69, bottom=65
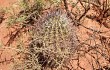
left=0, top=0, right=110, bottom=70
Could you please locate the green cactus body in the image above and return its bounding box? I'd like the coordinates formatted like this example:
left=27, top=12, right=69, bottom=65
left=13, top=10, right=78, bottom=70
left=42, top=12, right=70, bottom=52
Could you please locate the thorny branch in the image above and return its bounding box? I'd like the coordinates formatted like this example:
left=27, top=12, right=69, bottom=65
left=0, top=0, right=110, bottom=70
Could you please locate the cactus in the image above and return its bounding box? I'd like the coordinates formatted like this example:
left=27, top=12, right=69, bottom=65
left=13, top=9, right=78, bottom=70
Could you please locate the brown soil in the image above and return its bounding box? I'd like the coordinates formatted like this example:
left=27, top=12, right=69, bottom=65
left=0, top=0, right=110, bottom=70
left=0, top=0, right=29, bottom=70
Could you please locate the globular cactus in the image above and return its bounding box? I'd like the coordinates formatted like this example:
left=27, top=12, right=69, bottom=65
left=13, top=9, right=79, bottom=70
left=42, top=10, right=70, bottom=50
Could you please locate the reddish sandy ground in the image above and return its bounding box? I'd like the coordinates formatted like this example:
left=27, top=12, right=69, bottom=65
left=0, top=0, right=110, bottom=70
left=0, top=0, right=29, bottom=70
left=0, top=0, right=16, bottom=70
left=0, top=0, right=17, bottom=7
